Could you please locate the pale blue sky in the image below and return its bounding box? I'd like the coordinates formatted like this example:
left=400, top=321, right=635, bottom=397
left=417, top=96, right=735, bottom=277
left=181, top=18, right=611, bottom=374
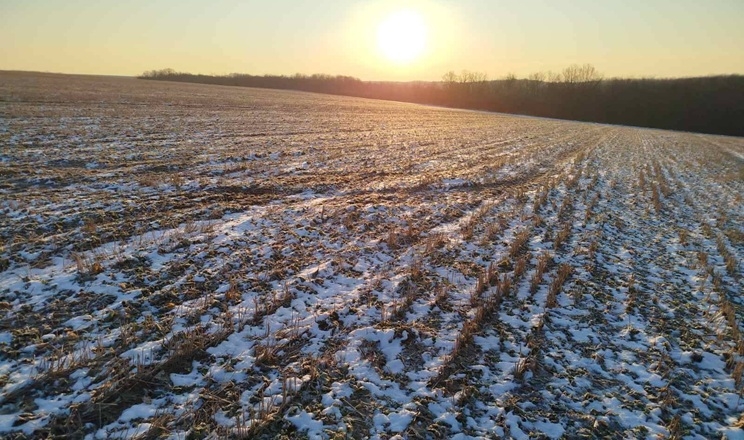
left=1, top=0, right=742, bottom=80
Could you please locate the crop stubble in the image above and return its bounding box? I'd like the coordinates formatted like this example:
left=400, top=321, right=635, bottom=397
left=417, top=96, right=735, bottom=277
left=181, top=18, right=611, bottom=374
left=1, top=72, right=743, bottom=438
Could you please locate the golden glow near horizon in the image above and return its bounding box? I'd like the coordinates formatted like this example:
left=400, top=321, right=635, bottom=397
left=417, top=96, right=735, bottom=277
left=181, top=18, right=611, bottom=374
left=342, top=1, right=455, bottom=80
left=1, top=1, right=744, bottom=81
left=376, top=10, right=428, bottom=64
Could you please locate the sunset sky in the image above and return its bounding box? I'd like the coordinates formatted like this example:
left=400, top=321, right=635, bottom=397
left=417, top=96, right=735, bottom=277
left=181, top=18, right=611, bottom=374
left=2, top=0, right=743, bottom=81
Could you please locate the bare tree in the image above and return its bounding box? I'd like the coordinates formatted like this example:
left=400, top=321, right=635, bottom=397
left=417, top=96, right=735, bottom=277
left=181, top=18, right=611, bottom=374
left=562, top=64, right=603, bottom=85
left=528, top=72, right=546, bottom=83
left=442, top=70, right=459, bottom=83
left=442, top=70, right=459, bottom=92
left=546, top=70, right=563, bottom=83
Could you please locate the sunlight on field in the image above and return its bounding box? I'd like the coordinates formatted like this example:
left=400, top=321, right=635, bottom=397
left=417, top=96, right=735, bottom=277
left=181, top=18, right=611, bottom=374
left=0, top=72, right=743, bottom=438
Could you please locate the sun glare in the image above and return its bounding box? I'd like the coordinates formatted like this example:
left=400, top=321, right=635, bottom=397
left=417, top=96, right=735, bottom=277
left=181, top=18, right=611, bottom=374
left=377, top=10, right=428, bottom=64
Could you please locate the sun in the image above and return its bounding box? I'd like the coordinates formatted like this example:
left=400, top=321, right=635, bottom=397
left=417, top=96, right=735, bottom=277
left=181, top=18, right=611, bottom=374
left=376, top=10, right=428, bottom=64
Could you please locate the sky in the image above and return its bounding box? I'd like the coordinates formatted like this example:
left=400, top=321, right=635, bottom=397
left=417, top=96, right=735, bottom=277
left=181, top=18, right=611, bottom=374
left=1, top=0, right=743, bottom=81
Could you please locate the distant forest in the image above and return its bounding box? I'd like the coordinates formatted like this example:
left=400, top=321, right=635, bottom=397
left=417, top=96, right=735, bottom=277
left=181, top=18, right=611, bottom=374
left=140, top=66, right=744, bottom=137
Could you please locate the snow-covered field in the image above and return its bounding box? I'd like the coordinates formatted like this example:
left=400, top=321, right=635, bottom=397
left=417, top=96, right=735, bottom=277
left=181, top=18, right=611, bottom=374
left=1, top=72, right=743, bottom=439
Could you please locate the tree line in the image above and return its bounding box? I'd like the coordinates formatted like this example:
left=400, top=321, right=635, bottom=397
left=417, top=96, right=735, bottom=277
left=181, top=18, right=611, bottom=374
left=139, top=66, right=744, bottom=136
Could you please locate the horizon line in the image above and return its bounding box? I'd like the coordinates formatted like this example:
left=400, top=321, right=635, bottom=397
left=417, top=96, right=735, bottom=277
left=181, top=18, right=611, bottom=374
left=3, top=68, right=744, bottom=83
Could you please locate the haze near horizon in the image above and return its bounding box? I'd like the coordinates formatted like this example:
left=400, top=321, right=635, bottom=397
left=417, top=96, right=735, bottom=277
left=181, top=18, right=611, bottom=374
left=1, top=0, right=743, bottom=81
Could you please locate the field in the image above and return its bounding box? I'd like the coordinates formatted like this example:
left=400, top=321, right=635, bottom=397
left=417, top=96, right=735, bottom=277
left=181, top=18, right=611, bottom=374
left=1, top=71, right=743, bottom=439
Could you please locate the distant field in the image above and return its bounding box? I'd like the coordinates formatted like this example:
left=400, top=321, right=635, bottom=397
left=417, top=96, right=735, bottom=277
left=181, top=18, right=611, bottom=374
left=1, top=71, right=743, bottom=439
